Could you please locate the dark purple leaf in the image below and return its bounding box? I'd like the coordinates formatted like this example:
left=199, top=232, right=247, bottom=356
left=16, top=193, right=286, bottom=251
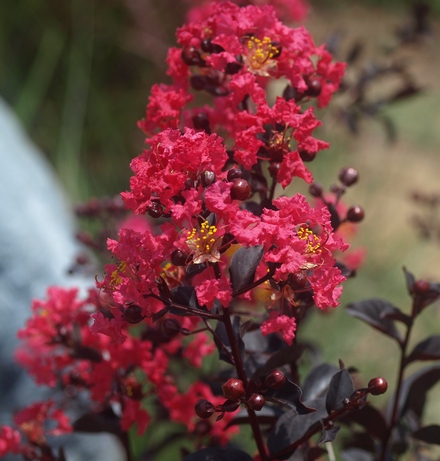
left=185, top=262, right=207, bottom=280
left=389, top=84, right=420, bottom=103
left=214, top=316, right=244, bottom=365
left=346, top=298, right=407, bottom=343
left=265, top=379, right=316, bottom=414
left=327, top=202, right=341, bottom=230
left=267, top=398, right=327, bottom=459
left=302, top=363, right=339, bottom=403
left=388, top=365, right=440, bottom=421
left=229, top=245, right=263, bottom=292
left=403, top=267, right=416, bottom=295
left=318, top=424, right=340, bottom=444
left=73, top=408, right=121, bottom=437
left=340, top=404, right=387, bottom=443
left=169, top=286, right=206, bottom=314
left=182, top=447, right=253, bottom=461
left=341, top=448, right=375, bottom=461
left=251, top=344, right=305, bottom=380
left=326, top=368, right=355, bottom=414
left=413, top=282, right=440, bottom=315
left=411, top=425, right=440, bottom=445
left=406, top=335, right=440, bottom=364
left=70, top=345, right=102, bottom=362
left=57, top=447, right=67, bottom=461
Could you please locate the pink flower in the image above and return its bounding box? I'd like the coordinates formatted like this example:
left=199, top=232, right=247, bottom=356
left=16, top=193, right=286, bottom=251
left=261, top=312, right=297, bottom=345
left=0, top=426, right=21, bottom=456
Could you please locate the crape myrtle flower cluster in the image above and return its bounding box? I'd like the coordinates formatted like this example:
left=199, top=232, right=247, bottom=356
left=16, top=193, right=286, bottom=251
left=184, top=0, right=309, bottom=24
left=1, top=1, right=358, bottom=458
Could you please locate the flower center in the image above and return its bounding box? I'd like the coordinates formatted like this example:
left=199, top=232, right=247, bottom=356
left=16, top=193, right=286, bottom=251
left=186, top=220, right=221, bottom=264
left=244, top=36, right=280, bottom=76
left=297, top=226, right=322, bottom=255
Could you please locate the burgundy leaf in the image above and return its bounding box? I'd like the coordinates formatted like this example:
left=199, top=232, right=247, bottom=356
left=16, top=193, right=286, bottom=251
left=411, top=425, right=440, bottom=445
left=406, top=335, right=440, bottom=364
left=346, top=298, right=406, bottom=343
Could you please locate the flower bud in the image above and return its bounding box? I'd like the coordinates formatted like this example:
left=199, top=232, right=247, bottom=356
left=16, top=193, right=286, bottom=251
left=246, top=393, right=265, bottom=411
left=123, top=305, right=144, bottom=324
left=346, top=205, right=365, bottom=222
left=227, top=168, right=243, bottom=181
left=339, top=167, right=359, bottom=186
left=200, top=170, right=216, bottom=187
left=368, top=377, right=388, bottom=395
left=230, top=179, right=250, bottom=201
left=222, top=378, right=245, bottom=401
left=309, top=183, right=323, bottom=197
left=195, top=399, right=215, bottom=419
left=264, top=370, right=286, bottom=390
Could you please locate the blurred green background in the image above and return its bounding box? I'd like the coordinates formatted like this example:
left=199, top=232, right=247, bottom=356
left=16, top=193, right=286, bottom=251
left=1, top=0, right=440, bottom=456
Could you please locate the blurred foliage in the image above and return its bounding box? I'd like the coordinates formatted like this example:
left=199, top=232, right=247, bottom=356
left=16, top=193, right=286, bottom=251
left=0, top=0, right=183, bottom=200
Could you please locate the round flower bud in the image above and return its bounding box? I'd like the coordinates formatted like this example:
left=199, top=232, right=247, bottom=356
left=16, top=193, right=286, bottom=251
left=227, top=168, right=243, bottom=181
left=190, top=75, right=207, bottom=91
left=268, top=162, right=281, bottom=178
left=193, top=420, right=212, bottom=437
left=339, top=167, right=359, bottom=186
left=123, top=304, right=144, bottom=324
left=309, top=182, right=323, bottom=197
left=222, top=378, right=245, bottom=401
left=413, top=280, right=430, bottom=295
left=181, top=46, right=203, bottom=66
left=306, top=78, right=322, bottom=97
left=195, top=399, right=215, bottom=419
left=225, top=61, right=242, bottom=75
left=299, top=149, right=316, bottom=162
left=368, top=377, right=388, bottom=395
left=200, top=170, right=216, bottom=187
left=193, top=113, right=211, bottom=132
left=161, top=318, right=181, bottom=338
left=246, top=393, right=265, bottom=411
left=170, top=249, right=189, bottom=266
left=264, top=370, right=286, bottom=390
left=230, top=179, right=250, bottom=201
left=346, top=205, right=365, bottom=222
left=147, top=202, right=163, bottom=218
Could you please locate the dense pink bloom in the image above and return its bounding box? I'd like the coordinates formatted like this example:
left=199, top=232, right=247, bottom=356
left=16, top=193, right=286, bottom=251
left=0, top=426, right=21, bottom=456
left=261, top=312, right=297, bottom=344
left=122, top=128, right=228, bottom=217
left=14, top=401, right=71, bottom=444
left=230, top=194, right=348, bottom=309
left=185, top=0, right=308, bottom=24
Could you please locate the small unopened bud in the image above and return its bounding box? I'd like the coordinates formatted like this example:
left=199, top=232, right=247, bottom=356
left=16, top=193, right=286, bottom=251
left=195, top=399, right=215, bottom=419
left=264, top=370, right=286, bottom=390
left=339, top=167, right=359, bottom=186
left=222, top=378, right=245, bottom=401
left=123, top=305, right=144, bottom=324
left=368, top=377, right=388, bottom=395
left=246, top=393, right=265, bottom=411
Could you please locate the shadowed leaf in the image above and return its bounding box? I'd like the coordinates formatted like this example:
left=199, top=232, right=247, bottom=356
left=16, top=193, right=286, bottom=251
left=406, top=335, right=440, bottom=364
left=388, top=365, right=440, bottom=421
left=326, top=368, right=354, bottom=414
left=346, top=298, right=409, bottom=343
left=214, top=316, right=244, bottom=365
left=411, top=425, right=440, bottom=445
left=267, top=398, right=327, bottom=460
left=229, top=245, right=263, bottom=292
left=302, top=363, right=339, bottom=403
left=340, top=404, right=387, bottom=443
left=265, top=378, right=316, bottom=414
